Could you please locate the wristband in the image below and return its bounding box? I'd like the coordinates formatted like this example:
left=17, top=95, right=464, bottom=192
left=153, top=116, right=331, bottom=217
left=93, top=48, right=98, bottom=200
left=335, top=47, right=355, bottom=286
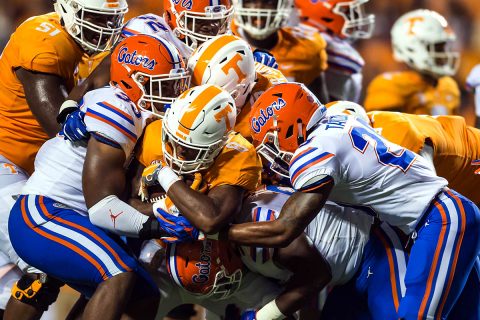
left=57, top=100, right=79, bottom=124
left=256, top=300, right=286, bottom=320
left=157, top=166, right=181, bottom=193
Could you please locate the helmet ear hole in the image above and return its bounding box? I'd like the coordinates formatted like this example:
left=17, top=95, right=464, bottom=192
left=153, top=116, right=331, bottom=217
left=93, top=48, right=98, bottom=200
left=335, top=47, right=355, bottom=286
left=120, top=80, right=132, bottom=89
left=285, top=125, right=294, bottom=139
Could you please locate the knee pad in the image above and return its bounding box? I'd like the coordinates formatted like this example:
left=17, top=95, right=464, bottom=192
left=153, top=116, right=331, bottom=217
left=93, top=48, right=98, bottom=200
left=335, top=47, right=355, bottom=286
left=11, top=274, right=64, bottom=311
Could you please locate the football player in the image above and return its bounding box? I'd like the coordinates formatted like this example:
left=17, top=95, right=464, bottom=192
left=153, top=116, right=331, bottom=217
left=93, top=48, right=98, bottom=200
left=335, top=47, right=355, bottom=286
left=60, top=0, right=235, bottom=124
left=295, top=0, right=374, bottom=102
left=137, top=83, right=262, bottom=237
left=365, top=9, right=460, bottom=116
left=138, top=238, right=282, bottom=319
left=466, top=64, right=480, bottom=128
left=7, top=35, right=191, bottom=319
left=237, top=186, right=373, bottom=319
left=0, top=0, right=127, bottom=317
left=231, top=0, right=329, bottom=102
left=187, top=34, right=287, bottom=139
left=216, top=82, right=480, bottom=319
left=325, top=101, right=480, bottom=205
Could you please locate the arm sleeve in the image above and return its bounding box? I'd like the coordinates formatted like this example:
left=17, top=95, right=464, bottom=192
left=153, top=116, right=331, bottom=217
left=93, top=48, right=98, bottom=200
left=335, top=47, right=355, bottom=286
left=84, top=98, right=138, bottom=156
left=289, top=143, right=339, bottom=191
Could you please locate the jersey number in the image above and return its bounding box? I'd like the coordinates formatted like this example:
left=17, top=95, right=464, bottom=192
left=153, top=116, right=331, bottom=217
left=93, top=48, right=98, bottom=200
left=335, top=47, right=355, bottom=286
left=349, top=126, right=416, bottom=172
left=35, top=22, right=60, bottom=36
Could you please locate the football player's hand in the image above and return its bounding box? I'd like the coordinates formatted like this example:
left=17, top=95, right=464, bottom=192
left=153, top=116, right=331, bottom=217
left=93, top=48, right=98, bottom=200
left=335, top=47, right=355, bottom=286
left=154, top=205, right=200, bottom=243
left=241, top=310, right=257, bottom=320
left=138, top=162, right=165, bottom=202
left=253, top=49, right=278, bottom=69
left=61, top=109, right=90, bottom=142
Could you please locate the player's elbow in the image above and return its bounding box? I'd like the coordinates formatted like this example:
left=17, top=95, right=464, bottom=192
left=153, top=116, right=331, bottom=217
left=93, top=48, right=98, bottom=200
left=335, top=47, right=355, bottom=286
left=275, top=232, right=296, bottom=248
left=198, top=217, right=226, bottom=234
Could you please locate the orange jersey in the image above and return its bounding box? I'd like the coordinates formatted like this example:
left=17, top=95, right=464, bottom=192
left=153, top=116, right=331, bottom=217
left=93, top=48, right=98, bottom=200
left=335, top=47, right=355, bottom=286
left=74, top=51, right=110, bottom=85
left=232, top=22, right=327, bottom=86
left=369, top=111, right=480, bottom=203
left=0, top=13, right=86, bottom=174
left=364, top=71, right=460, bottom=116
left=235, top=63, right=287, bottom=139
left=137, top=120, right=262, bottom=192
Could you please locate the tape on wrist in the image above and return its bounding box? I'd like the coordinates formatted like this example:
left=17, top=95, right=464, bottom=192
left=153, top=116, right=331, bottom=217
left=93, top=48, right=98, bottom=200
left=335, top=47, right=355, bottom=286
left=57, top=100, right=79, bottom=124
left=157, top=166, right=181, bottom=193
left=256, top=299, right=285, bottom=320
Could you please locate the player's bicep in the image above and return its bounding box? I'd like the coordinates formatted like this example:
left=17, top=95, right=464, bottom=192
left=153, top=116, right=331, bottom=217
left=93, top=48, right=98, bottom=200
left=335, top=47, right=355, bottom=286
left=16, top=68, right=67, bottom=137
left=83, top=137, right=127, bottom=208
left=277, top=190, right=331, bottom=241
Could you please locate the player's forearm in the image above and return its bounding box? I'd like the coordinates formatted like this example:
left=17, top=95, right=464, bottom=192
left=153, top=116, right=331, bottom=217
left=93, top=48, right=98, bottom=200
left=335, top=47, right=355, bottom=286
left=224, top=220, right=294, bottom=247
left=275, top=283, right=320, bottom=316
left=168, top=181, right=225, bottom=233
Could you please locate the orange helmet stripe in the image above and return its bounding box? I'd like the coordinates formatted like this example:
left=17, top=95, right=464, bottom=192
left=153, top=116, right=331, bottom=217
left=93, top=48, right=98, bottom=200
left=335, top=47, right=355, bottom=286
left=177, top=85, right=224, bottom=136
left=192, top=35, right=239, bottom=85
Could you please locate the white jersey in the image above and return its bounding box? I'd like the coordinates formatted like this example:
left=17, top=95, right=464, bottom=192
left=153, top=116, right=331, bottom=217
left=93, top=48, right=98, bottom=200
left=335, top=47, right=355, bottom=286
left=121, top=14, right=193, bottom=61
left=237, top=186, right=373, bottom=286
left=290, top=115, right=448, bottom=234
left=22, top=86, right=149, bottom=214
left=321, top=32, right=364, bottom=102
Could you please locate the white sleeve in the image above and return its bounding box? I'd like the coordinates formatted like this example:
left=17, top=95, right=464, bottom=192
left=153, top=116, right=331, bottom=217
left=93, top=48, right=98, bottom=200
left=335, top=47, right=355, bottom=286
left=84, top=99, right=138, bottom=155
left=466, top=65, right=480, bottom=117
left=466, top=64, right=480, bottom=90
left=88, top=195, right=149, bottom=237
left=289, top=142, right=339, bottom=191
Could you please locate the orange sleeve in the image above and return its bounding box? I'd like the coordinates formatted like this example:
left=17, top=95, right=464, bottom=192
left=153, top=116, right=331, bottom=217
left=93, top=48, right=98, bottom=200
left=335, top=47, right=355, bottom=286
left=368, top=111, right=426, bottom=153
left=12, top=14, right=81, bottom=79
left=205, top=133, right=262, bottom=191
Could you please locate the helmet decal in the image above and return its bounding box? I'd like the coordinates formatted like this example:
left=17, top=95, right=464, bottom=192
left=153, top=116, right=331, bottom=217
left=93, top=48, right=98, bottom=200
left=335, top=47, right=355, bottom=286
left=117, top=47, right=158, bottom=70
left=251, top=98, right=286, bottom=134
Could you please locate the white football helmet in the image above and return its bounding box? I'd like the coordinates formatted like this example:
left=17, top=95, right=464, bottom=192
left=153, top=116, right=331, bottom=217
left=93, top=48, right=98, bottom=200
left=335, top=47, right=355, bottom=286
left=391, top=9, right=459, bottom=78
left=54, top=0, right=127, bottom=53
left=188, top=34, right=256, bottom=113
left=325, top=101, right=370, bottom=124
left=233, top=0, right=293, bottom=40
left=162, top=84, right=237, bottom=174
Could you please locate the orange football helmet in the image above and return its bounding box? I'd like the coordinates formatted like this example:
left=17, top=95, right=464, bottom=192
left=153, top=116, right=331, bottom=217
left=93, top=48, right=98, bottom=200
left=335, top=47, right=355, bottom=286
left=295, top=0, right=375, bottom=39
left=164, top=0, right=234, bottom=49
left=250, top=82, right=326, bottom=177
left=166, top=239, right=243, bottom=300
left=110, top=34, right=191, bottom=117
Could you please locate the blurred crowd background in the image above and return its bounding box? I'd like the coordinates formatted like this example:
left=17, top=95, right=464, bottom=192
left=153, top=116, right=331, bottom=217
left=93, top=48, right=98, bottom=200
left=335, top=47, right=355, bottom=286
left=1, top=0, right=479, bottom=122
